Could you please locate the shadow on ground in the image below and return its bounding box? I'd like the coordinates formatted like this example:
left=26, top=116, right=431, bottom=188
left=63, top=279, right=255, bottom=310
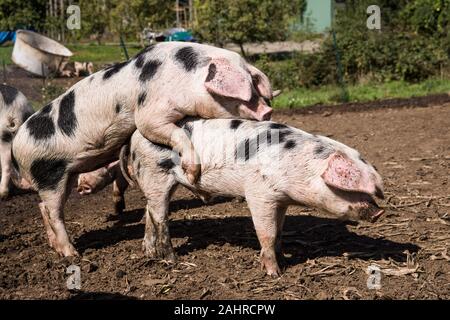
left=75, top=198, right=419, bottom=268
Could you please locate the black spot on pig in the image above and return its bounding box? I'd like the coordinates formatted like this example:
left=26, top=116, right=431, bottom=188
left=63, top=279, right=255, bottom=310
left=258, top=130, right=272, bottom=145
left=58, top=91, right=78, bottom=137
left=41, top=104, right=52, bottom=114
left=269, top=123, right=288, bottom=130
left=158, top=158, right=175, bottom=171
left=138, top=92, right=147, bottom=106
left=263, top=98, right=272, bottom=107
left=103, top=60, right=130, bottom=80
left=27, top=104, right=55, bottom=140
left=136, top=162, right=141, bottom=177
left=236, top=138, right=251, bottom=162
left=134, top=54, right=146, bottom=69
left=134, top=45, right=156, bottom=67
left=0, top=85, right=18, bottom=105
left=115, top=103, right=121, bottom=113
left=359, top=156, right=367, bottom=164
left=205, top=63, right=217, bottom=82
left=182, top=122, right=193, bottom=138
left=30, top=158, right=67, bottom=190
left=284, top=140, right=296, bottom=150
left=235, top=129, right=293, bottom=162
left=314, top=143, right=334, bottom=159
left=131, top=151, right=136, bottom=162
left=22, top=110, right=33, bottom=123
left=175, top=46, right=200, bottom=72
left=230, top=119, right=242, bottom=130
left=139, top=60, right=162, bottom=82
left=278, top=130, right=292, bottom=143
left=1, top=130, right=12, bottom=143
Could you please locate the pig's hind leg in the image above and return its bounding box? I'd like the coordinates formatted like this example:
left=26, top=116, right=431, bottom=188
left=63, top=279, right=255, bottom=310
left=246, top=194, right=283, bottom=277
left=38, top=175, right=79, bottom=257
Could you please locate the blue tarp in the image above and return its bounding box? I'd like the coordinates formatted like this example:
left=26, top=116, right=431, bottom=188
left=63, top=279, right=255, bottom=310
left=0, top=31, right=16, bottom=45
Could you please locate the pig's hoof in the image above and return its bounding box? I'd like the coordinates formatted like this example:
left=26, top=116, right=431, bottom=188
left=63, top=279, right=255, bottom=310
left=0, top=190, right=9, bottom=200
left=260, top=255, right=281, bottom=277
left=56, top=243, right=80, bottom=257
left=114, top=201, right=125, bottom=216
left=161, top=249, right=176, bottom=263
left=265, top=267, right=281, bottom=278
left=143, top=243, right=176, bottom=262
left=143, top=245, right=157, bottom=258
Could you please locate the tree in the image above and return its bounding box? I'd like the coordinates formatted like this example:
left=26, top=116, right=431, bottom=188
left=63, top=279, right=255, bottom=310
left=76, top=0, right=114, bottom=44
left=110, top=0, right=174, bottom=39
left=0, top=0, right=47, bottom=30
left=401, top=0, right=449, bottom=37
left=193, top=0, right=304, bottom=57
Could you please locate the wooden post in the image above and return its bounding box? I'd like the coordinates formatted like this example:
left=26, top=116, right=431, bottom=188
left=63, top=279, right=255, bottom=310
left=60, top=0, right=65, bottom=43
left=49, top=0, right=54, bottom=39
left=176, top=0, right=180, bottom=27
left=2, top=60, right=7, bottom=84
left=189, top=0, right=193, bottom=28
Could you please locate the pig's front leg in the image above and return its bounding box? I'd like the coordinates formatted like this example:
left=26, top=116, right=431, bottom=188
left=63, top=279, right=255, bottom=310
left=0, top=142, right=12, bottom=199
left=135, top=112, right=200, bottom=184
left=246, top=194, right=282, bottom=277
left=143, top=197, right=176, bottom=262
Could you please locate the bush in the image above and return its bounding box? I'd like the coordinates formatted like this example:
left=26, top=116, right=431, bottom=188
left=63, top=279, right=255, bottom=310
left=254, top=1, right=450, bottom=90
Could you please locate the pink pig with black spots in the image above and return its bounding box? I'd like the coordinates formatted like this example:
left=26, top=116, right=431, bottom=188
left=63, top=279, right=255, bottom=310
left=79, top=118, right=385, bottom=276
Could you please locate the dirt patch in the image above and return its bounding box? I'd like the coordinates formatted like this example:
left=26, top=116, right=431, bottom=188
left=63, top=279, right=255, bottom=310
left=3, top=65, right=87, bottom=105
left=0, top=98, right=449, bottom=300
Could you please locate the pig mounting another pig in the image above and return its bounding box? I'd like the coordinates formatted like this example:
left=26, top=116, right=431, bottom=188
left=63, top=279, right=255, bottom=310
left=0, top=84, right=34, bottom=199
left=79, top=118, right=385, bottom=276
left=12, top=42, right=275, bottom=256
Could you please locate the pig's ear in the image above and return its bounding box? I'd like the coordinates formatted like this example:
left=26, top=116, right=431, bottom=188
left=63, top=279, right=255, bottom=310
left=247, top=65, right=273, bottom=99
left=204, top=58, right=252, bottom=102
left=321, top=153, right=376, bottom=195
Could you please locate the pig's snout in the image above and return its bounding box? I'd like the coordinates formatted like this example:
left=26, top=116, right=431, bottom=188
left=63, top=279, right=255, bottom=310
left=77, top=184, right=92, bottom=195
left=242, top=97, right=273, bottom=121
left=253, top=103, right=273, bottom=121
left=260, top=107, right=273, bottom=121
left=352, top=200, right=384, bottom=223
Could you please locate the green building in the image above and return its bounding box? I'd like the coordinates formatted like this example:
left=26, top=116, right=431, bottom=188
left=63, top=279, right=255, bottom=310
left=302, top=0, right=346, bottom=33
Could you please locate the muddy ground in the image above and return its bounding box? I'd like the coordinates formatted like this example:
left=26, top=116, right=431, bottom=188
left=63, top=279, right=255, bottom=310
left=0, top=72, right=449, bottom=299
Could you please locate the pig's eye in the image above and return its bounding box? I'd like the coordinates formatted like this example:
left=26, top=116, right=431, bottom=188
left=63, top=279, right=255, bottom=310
left=263, top=97, right=272, bottom=107
left=7, top=119, right=17, bottom=130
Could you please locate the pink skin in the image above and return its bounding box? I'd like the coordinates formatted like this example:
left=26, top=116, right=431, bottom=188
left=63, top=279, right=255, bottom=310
left=319, top=152, right=384, bottom=222
left=12, top=42, right=277, bottom=257
left=76, top=121, right=385, bottom=277
left=123, top=119, right=386, bottom=277
left=77, top=162, right=117, bottom=196
left=77, top=160, right=129, bottom=215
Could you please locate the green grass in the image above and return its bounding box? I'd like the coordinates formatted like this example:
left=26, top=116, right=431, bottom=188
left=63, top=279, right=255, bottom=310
left=273, top=78, right=450, bottom=108
left=0, top=43, right=143, bottom=67
left=66, top=43, right=142, bottom=65
left=0, top=46, right=13, bottom=65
